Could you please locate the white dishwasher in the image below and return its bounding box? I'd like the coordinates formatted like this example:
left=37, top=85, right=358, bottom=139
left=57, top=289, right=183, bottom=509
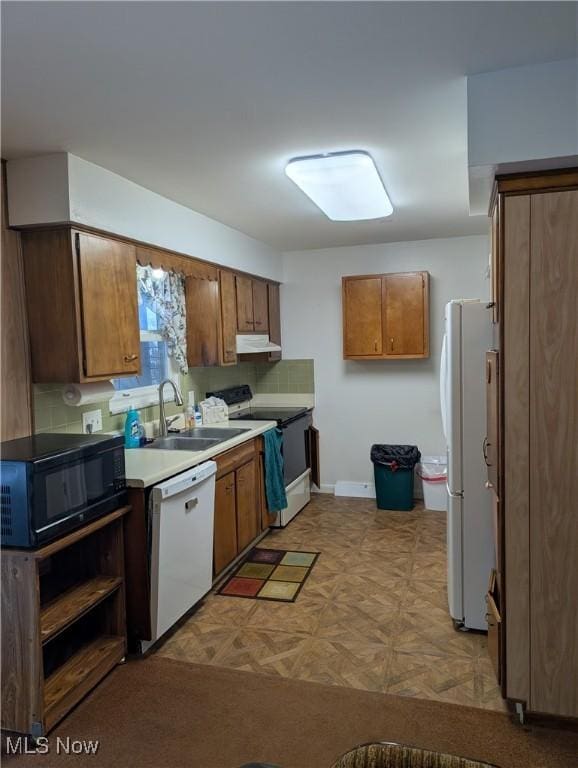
left=142, top=461, right=217, bottom=653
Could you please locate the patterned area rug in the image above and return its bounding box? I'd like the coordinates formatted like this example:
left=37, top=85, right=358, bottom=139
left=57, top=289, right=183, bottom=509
left=218, top=548, right=319, bottom=602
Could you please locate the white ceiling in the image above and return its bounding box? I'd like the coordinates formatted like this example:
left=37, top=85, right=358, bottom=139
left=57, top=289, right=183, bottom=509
left=2, top=2, right=576, bottom=251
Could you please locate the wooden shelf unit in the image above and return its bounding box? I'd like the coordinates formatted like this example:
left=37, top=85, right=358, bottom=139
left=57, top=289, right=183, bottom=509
left=1, top=507, right=129, bottom=736
left=40, top=576, right=123, bottom=644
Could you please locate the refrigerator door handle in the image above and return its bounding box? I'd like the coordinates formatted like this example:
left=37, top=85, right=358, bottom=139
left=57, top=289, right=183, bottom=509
left=446, top=482, right=463, bottom=499
left=440, top=332, right=448, bottom=443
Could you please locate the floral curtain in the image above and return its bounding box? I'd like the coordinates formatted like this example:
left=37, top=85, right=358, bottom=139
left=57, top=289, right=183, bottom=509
left=137, top=265, right=188, bottom=374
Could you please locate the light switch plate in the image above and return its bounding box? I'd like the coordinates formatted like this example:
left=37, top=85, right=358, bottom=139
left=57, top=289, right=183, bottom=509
left=82, top=409, right=103, bottom=434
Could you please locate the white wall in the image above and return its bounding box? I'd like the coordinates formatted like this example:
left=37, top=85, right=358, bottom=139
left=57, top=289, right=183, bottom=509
left=7, top=153, right=283, bottom=281
left=281, top=235, right=490, bottom=491
left=467, top=59, right=578, bottom=214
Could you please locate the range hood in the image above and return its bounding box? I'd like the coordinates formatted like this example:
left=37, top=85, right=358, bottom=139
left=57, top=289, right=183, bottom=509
left=236, top=334, right=282, bottom=354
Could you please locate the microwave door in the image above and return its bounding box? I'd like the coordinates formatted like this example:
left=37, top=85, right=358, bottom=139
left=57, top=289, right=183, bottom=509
left=44, top=463, right=88, bottom=521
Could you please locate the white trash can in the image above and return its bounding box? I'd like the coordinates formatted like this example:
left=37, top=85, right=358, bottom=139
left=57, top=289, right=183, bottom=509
left=418, top=455, right=447, bottom=511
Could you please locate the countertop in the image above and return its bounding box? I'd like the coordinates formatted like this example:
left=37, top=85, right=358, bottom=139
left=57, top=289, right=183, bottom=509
left=124, top=419, right=277, bottom=489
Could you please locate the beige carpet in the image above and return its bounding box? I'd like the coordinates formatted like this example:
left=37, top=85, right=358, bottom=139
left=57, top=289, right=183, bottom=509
left=8, top=657, right=578, bottom=768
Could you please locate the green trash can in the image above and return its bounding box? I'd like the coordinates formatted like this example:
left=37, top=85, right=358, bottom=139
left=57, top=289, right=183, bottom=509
left=371, top=444, right=421, bottom=511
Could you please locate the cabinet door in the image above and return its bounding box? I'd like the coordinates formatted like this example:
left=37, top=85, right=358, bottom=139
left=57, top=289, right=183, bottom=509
left=485, top=350, right=500, bottom=493
left=529, top=189, right=578, bottom=717
left=342, top=276, right=383, bottom=357
left=252, top=280, right=269, bottom=333
left=213, top=473, right=237, bottom=575
left=268, top=283, right=282, bottom=361
left=236, top=275, right=254, bottom=331
left=490, top=197, right=501, bottom=324
left=236, top=458, right=258, bottom=551
left=383, top=272, right=428, bottom=357
left=186, top=275, right=220, bottom=367
left=76, top=232, right=140, bottom=378
left=219, top=270, right=238, bottom=365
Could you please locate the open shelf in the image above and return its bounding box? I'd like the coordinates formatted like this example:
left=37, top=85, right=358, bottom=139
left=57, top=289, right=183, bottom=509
left=44, top=634, right=125, bottom=732
left=41, top=576, right=123, bottom=645
left=1, top=506, right=129, bottom=736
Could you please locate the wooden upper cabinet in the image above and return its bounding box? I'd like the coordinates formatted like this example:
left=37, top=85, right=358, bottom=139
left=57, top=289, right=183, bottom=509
left=219, top=270, right=238, bottom=365
left=77, top=233, right=140, bottom=378
left=268, top=283, right=282, bottom=362
left=185, top=274, right=220, bottom=367
left=342, top=272, right=429, bottom=360
left=342, top=276, right=383, bottom=357
left=236, top=275, right=254, bottom=331
left=252, top=280, right=269, bottom=333
left=21, top=228, right=140, bottom=382
left=383, top=272, right=429, bottom=357
left=235, top=275, right=271, bottom=334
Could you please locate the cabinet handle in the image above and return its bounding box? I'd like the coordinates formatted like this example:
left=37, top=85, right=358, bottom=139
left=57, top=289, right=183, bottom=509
left=390, top=338, right=394, bottom=352
left=225, top=349, right=235, bottom=356
left=255, top=321, right=263, bottom=326
left=483, top=437, right=492, bottom=466
left=374, top=340, right=378, bottom=352
left=124, top=354, right=138, bottom=363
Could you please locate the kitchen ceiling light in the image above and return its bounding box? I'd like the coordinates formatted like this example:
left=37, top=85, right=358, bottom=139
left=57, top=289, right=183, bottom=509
left=285, top=150, right=393, bottom=221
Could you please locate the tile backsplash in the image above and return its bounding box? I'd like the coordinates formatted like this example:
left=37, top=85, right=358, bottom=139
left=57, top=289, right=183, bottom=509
left=33, top=359, right=314, bottom=435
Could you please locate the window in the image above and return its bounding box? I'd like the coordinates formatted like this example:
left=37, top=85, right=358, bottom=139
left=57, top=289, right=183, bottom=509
left=109, top=273, right=179, bottom=414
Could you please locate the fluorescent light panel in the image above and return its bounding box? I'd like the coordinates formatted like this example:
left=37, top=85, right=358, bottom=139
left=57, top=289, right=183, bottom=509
left=285, top=150, right=393, bottom=221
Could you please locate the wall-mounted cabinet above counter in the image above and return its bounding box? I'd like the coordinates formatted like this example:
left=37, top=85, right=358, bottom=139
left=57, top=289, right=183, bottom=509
left=18, top=226, right=282, bottom=383
left=22, top=229, right=141, bottom=383
left=342, top=271, right=429, bottom=360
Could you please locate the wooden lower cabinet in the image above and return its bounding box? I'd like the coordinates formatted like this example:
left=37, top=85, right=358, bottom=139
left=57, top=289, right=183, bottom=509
left=213, top=440, right=264, bottom=577
left=213, top=473, right=238, bottom=574
left=236, top=459, right=258, bottom=551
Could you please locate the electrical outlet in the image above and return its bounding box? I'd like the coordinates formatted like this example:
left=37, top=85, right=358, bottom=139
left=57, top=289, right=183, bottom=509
left=82, top=409, right=103, bottom=434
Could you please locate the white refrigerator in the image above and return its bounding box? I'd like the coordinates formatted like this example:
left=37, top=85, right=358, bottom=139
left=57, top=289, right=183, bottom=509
left=440, top=300, right=494, bottom=631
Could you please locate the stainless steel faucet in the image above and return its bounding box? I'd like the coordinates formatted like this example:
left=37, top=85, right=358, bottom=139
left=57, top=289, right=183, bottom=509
left=158, top=379, right=184, bottom=437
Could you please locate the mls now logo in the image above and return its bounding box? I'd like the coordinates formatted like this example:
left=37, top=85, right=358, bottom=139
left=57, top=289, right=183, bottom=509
left=5, top=736, right=99, bottom=755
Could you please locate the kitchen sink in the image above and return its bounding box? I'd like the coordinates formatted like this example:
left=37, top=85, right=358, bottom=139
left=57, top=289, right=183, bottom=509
left=178, top=427, right=251, bottom=439
left=145, top=436, right=223, bottom=451
left=144, top=427, right=251, bottom=452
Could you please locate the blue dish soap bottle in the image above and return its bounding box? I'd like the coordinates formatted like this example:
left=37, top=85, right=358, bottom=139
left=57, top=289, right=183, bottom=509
left=124, top=408, right=141, bottom=449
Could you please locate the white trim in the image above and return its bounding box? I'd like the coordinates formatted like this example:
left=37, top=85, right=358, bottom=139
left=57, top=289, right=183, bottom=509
left=334, top=481, right=376, bottom=499
left=315, top=484, right=335, bottom=495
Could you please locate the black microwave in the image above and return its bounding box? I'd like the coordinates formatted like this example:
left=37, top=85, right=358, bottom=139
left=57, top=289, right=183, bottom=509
left=0, top=433, right=127, bottom=549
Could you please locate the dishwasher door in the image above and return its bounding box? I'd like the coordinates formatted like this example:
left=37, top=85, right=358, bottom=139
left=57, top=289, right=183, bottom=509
left=145, top=460, right=217, bottom=651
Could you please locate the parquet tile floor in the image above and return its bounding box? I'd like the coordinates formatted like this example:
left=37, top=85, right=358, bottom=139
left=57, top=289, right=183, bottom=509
left=155, top=494, right=507, bottom=712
